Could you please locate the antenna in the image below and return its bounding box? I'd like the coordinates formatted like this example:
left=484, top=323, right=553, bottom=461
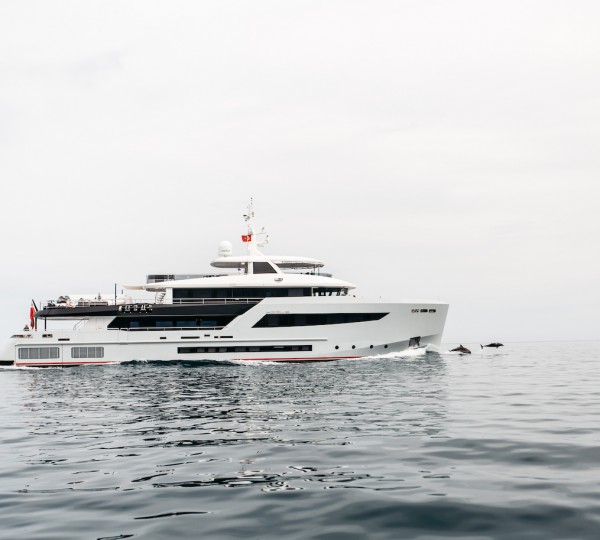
left=241, top=198, right=269, bottom=253
left=244, top=197, right=254, bottom=222
left=243, top=197, right=255, bottom=237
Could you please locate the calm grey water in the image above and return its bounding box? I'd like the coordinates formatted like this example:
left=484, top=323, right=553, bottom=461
left=1, top=342, right=599, bottom=539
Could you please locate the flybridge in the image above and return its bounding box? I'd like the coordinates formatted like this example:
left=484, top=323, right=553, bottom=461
left=210, top=255, right=325, bottom=271
left=211, top=199, right=326, bottom=273
left=146, top=198, right=329, bottom=285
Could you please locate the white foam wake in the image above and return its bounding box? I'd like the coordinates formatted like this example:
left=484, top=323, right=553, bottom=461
left=363, top=345, right=433, bottom=360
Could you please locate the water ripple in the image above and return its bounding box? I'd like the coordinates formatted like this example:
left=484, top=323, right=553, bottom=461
left=2, top=342, right=600, bottom=539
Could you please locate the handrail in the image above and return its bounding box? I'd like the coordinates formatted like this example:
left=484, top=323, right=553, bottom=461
left=172, top=298, right=261, bottom=305
left=43, top=297, right=262, bottom=309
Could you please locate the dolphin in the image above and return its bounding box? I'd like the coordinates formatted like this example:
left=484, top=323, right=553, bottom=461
left=480, top=343, right=504, bottom=349
left=450, top=344, right=471, bottom=354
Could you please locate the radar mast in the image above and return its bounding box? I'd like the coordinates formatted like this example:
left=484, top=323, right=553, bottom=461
left=242, top=198, right=269, bottom=254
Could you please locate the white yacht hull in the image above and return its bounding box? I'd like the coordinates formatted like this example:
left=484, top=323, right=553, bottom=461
left=1, top=298, right=448, bottom=367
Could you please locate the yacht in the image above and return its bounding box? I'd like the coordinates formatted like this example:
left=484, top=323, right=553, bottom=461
left=0, top=202, right=448, bottom=367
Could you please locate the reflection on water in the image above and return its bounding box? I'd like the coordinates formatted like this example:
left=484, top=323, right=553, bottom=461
left=2, top=344, right=600, bottom=539
left=20, top=354, right=449, bottom=449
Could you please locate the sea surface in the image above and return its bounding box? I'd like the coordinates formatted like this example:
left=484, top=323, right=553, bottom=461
left=1, top=342, right=599, bottom=539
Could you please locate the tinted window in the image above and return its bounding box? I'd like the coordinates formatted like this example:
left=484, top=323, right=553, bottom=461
left=173, top=288, right=311, bottom=299
left=253, top=313, right=388, bottom=328
left=108, top=316, right=237, bottom=329
left=253, top=262, right=277, bottom=274
left=178, top=345, right=312, bottom=354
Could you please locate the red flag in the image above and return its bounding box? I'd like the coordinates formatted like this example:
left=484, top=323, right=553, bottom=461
left=241, top=234, right=252, bottom=242
left=29, top=304, right=35, bottom=328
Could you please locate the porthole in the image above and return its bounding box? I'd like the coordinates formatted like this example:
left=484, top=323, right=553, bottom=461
left=370, top=345, right=373, bottom=349
left=352, top=345, right=356, bottom=349
left=335, top=345, right=339, bottom=350
left=384, top=344, right=388, bottom=349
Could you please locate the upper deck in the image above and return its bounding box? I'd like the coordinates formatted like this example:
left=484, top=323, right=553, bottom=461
left=35, top=200, right=355, bottom=319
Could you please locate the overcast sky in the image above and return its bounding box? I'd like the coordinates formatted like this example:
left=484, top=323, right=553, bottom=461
left=1, top=1, right=599, bottom=344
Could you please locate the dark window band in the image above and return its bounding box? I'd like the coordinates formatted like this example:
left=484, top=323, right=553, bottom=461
left=253, top=312, right=388, bottom=328
left=172, top=287, right=348, bottom=299
left=108, top=316, right=234, bottom=329
left=173, top=287, right=313, bottom=299
left=178, top=345, right=312, bottom=354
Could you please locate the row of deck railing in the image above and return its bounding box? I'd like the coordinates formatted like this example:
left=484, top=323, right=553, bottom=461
left=43, top=297, right=263, bottom=309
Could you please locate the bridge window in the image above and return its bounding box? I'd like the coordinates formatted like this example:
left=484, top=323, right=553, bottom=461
left=253, top=262, right=277, bottom=274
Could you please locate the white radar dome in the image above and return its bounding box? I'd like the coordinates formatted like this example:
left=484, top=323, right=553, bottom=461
left=218, top=240, right=233, bottom=257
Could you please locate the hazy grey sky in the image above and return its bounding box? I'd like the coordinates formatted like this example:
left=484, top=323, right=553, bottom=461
left=1, top=1, right=599, bottom=343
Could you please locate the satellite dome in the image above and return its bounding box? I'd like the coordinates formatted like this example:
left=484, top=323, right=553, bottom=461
left=218, top=240, right=233, bottom=257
